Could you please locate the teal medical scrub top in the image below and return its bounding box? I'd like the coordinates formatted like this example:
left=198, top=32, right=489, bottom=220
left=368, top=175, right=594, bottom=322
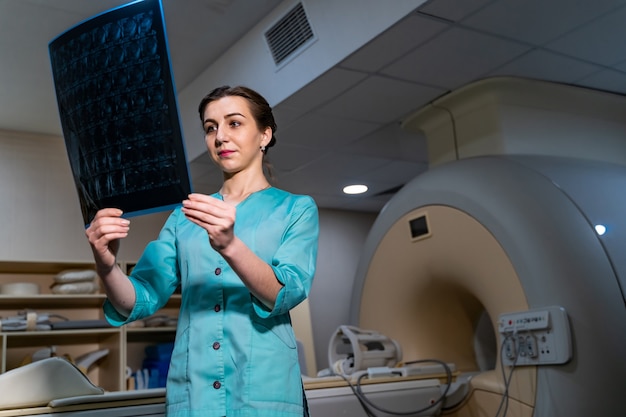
left=104, top=187, right=319, bottom=417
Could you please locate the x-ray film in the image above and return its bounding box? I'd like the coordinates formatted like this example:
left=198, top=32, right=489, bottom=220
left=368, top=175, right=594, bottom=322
left=49, top=0, right=192, bottom=227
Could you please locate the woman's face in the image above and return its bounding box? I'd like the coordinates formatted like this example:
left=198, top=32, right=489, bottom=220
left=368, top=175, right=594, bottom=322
left=202, top=95, right=271, bottom=175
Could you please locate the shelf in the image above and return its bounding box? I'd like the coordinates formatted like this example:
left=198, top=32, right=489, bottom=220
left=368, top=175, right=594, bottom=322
left=0, top=294, right=106, bottom=309
left=0, top=260, right=178, bottom=392
left=126, top=327, right=177, bottom=333
left=1, top=329, right=119, bottom=340
left=0, top=261, right=96, bottom=274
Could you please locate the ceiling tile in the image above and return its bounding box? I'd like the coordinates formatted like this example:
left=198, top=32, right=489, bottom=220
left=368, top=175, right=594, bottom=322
left=269, top=143, right=327, bottom=173
left=614, top=59, right=626, bottom=73
left=545, top=5, right=626, bottom=66
left=342, top=122, right=429, bottom=162
left=295, top=153, right=392, bottom=181
left=381, top=27, right=530, bottom=89
left=359, top=160, right=428, bottom=184
left=575, top=69, right=626, bottom=94
left=461, top=0, right=625, bottom=46
left=279, top=112, right=381, bottom=148
left=339, top=197, right=388, bottom=213
left=417, top=0, right=493, bottom=23
left=273, top=168, right=346, bottom=195
left=310, top=194, right=388, bottom=213
left=272, top=156, right=408, bottom=190
left=276, top=68, right=368, bottom=117
left=317, top=75, right=445, bottom=124
left=279, top=171, right=401, bottom=213
left=488, top=49, right=602, bottom=83
left=273, top=105, right=307, bottom=130
left=340, top=14, right=449, bottom=73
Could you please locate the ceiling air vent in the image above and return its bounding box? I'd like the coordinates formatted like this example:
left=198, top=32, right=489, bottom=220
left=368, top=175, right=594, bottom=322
left=265, top=2, right=315, bottom=66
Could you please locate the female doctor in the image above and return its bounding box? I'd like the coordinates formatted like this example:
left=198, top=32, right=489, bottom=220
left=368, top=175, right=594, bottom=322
left=86, top=85, right=319, bottom=417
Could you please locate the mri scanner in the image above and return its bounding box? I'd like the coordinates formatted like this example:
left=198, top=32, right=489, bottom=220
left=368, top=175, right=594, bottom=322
left=1, top=77, right=625, bottom=416
left=306, top=153, right=626, bottom=416
left=305, top=77, right=626, bottom=416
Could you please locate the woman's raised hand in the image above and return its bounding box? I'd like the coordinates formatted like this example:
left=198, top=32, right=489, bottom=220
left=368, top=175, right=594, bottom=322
left=182, top=193, right=236, bottom=252
left=85, top=208, right=129, bottom=274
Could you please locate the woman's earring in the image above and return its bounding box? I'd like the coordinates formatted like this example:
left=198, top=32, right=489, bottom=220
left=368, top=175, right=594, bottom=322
left=260, top=145, right=266, bottom=152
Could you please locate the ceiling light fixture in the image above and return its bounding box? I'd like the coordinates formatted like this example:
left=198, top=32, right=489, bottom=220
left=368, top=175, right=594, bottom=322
left=343, top=184, right=368, bottom=195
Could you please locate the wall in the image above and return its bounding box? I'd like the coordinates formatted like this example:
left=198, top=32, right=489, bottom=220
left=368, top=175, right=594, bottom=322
left=0, top=130, right=170, bottom=263
left=0, top=129, right=376, bottom=373
left=309, top=209, right=376, bottom=371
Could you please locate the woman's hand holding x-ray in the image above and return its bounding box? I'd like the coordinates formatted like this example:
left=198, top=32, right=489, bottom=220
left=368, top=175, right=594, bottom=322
left=182, top=193, right=235, bottom=253
left=85, top=208, right=129, bottom=274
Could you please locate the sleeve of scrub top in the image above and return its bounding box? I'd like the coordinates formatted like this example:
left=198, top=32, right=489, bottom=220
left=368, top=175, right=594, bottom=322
left=253, top=195, right=319, bottom=318
left=103, top=209, right=181, bottom=326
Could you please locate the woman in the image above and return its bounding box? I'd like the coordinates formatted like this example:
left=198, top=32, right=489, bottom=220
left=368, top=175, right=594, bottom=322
left=86, top=85, right=319, bottom=416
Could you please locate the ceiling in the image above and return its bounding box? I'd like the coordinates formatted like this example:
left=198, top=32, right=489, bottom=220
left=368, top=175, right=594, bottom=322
left=3, top=0, right=626, bottom=213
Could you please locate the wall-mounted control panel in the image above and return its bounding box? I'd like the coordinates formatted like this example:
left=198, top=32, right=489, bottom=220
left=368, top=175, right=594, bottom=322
left=498, top=306, right=572, bottom=366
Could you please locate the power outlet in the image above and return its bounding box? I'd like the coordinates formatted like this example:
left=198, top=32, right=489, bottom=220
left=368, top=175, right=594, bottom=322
left=498, top=306, right=572, bottom=366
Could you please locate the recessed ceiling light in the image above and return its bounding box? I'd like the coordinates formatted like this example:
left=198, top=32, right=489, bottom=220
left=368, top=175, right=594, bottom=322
left=343, top=184, right=368, bottom=195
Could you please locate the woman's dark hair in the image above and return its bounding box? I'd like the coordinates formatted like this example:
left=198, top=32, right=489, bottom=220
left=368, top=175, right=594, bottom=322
left=198, top=85, right=277, bottom=153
